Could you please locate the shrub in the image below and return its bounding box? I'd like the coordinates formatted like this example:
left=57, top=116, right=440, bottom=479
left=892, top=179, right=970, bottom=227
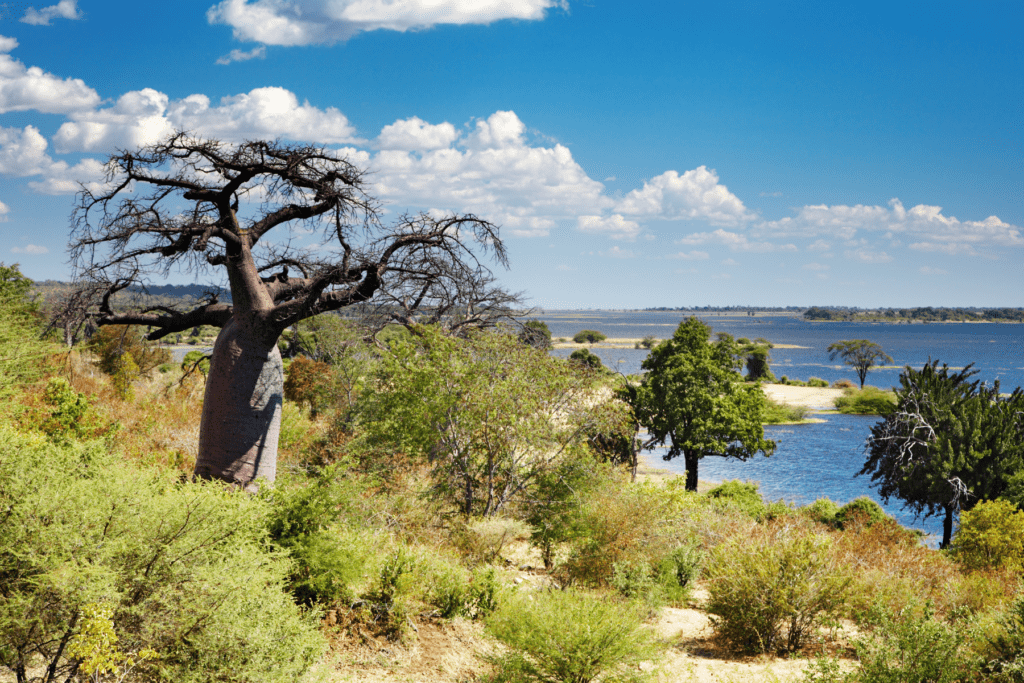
left=283, top=356, right=334, bottom=417
left=110, top=351, right=140, bottom=400
left=835, top=386, right=896, bottom=415
left=804, top=498, right=840, bottom=527
left=835, top=497, right=888, bottom=530
left=0, top=428, right=324, bottom=683
left=850, top=605, right=976, bottom=683
left=572, top=330, right=607, bottom=344
left=180, top=349, right=210, bottom=376
left=952, top=499, right=1024, bottom=572
left=86, top=325, right=170, bottom=375
left=485, top=589, right=662, bottom=683
left=706, top=480, right=765, bottom=518
left=561, top=481, right=670, bottom=586
left=833, top=379, right=856, bottom=389
left=452, top=517, right=531, bottom=564
left=985, top=589, right=1024, bottom=680
left=763, top=398, right=810, bottom=424
left=523, top=457, right=606, bottom=570
left=637, top=335, right=657, bottom=349
left=568, top=347, right=603, bottom=370
left=808, top=377, right=830, bottom=388
left=263, top=464, right=371, bottom=607
left=779, top=375, right=789, bottom=384
left=706, top=529, right=851, bottom=653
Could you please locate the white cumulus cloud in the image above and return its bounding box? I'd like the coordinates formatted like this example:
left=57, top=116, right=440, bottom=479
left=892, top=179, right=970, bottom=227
left=0, top=36, right=100, bottom=114
left=759, top=198, right=1022, bottom=255
left=20, top=0, right=81, bottom=25
left=0, top=125, right=105, bottom=194
left=376, top=117, right=459, bottom=151
left=370, top=111, right=609, bottom=238
left=616, top=166, right=754, bottom=226
left=54, top=86, right=358, bottom=152
left=207, top=0, right=566, bottom=46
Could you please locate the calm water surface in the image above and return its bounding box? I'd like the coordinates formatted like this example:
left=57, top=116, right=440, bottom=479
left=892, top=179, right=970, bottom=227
left=539, top=310, right=1024, bottom=545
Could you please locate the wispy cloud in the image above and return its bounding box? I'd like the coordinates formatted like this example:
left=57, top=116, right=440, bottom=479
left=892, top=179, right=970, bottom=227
left=216, top=46, right=267, bottom=65
left=11, top=244, right=48, bottom=254
left=20, top=0, right=81, bottom=25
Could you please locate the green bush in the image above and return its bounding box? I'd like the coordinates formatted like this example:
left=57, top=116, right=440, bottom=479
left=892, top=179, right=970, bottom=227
left=803, top=498, right=840, bottom=527
left=835, top=497, right=888, bottom=530
left=485, top=589, right=662, bottom=683
left=985, top=589, right=1024, bottom=681
left=763, top=398, right=810, bottom=424
left=849, top=605, right=976, bottom=683
left=0, top=427, right=324, bottom=683
left=569, top=347, right=603, bottom=369
left=263, top=464, right=371, bottom=607
left=706, top=480, right=765, bottom=518
left=808, top=377, right=830, bottom=388
left=180, top=349, right=210, bottom=376
left=87, top=325, right=170, bottom=375
left=524, top=457, right=606, bottom=570
left=452, top=517, right=531, bottom=564
left=835, top=386, right=897, bottom=415
left=951, top=499, right=1024, bottom=572
left=706, top=530, right=851, bottom=654
left=572, top=330, right=607, bottom=344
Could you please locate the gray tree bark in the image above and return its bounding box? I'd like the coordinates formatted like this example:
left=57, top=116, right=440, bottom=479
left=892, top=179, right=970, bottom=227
left=195, top=317, right=282, bottom=490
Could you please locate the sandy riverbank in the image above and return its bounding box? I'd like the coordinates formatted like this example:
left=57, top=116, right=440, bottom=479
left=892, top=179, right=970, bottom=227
left=762, top=383, right=844, bottom=409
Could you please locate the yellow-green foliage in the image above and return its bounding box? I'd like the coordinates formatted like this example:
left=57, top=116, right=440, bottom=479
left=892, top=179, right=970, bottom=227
left=110, top=351, right=140, bottom=401
left=0, top=427, right=324, bottom=683
left=835, top=386, right=897, bottom=415
left=485, top=589, right=662, bottom=683
left=706, top=525, right=851, bottom=653
left=66, top=602, right=159, bottom=683
left=952, top=499, right=1024, bottom=572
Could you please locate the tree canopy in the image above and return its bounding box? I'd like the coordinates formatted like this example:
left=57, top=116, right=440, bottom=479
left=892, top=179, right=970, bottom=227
left=354, top=327, right=622, bottom=517
left=828, top=339, right=893, bottom=389
left=862, top=360, right=1024, bottom=548
left=626, top=317, right=775, bottom=491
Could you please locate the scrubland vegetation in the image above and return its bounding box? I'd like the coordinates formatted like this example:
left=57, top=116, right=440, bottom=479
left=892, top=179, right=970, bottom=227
left=5, top=265, right=1024, bottom=682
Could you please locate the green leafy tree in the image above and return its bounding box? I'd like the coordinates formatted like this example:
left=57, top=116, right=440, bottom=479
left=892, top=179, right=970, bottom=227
left=0, top=263, right=49, bottom=400
left=356, top=327, right=604, bottom=517
left=568, top=347, right=603, bottom=370
left=827, top=339, right=893, bottom=389
left=572, top=330, right=606, bottom=344
left=627, top=317, right=775, bottom=491
left=862, top=361, right=1024, bottom=548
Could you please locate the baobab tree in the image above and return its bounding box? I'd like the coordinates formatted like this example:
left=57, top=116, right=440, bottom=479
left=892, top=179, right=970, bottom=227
left=69, top=133, right=519, bottom=490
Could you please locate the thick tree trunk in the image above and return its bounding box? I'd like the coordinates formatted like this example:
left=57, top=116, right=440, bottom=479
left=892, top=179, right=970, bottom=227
left=941, top=505, right=954, bottom=550
left=684, top=450, right=699, bottom=492
left=194, top=317, right=283, bottom=491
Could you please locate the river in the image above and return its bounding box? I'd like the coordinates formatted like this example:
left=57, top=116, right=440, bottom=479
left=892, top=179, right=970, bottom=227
left=536, top=310, right=1024, bottom=546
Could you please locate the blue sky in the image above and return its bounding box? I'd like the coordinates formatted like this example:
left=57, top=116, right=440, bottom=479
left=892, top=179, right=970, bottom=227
left=0, top=0, right=1021, bottom=308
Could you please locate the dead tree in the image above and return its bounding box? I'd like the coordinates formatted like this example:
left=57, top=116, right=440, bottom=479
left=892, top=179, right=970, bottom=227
left=70, top=132, right=519, bottom=490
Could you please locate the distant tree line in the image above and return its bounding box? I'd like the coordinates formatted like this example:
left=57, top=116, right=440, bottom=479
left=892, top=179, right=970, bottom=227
left=804, top=306, right=1024, bottom=322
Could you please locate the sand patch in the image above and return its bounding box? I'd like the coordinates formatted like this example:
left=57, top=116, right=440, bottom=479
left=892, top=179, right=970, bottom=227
left=762, top=384, right=844, bottom=410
